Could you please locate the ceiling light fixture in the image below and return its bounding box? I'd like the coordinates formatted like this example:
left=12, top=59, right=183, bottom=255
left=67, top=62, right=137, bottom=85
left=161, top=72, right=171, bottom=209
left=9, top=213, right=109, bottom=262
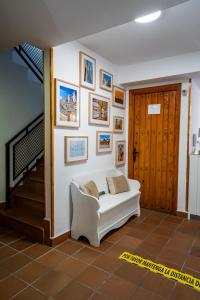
left=135, top=10, right=162, bottom=23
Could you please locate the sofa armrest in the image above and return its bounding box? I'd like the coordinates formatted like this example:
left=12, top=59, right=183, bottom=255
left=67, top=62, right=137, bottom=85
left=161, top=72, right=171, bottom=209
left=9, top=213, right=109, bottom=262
left=71, top=181, right=100, bottom=211
left=128, top=178, right=141, bottom=191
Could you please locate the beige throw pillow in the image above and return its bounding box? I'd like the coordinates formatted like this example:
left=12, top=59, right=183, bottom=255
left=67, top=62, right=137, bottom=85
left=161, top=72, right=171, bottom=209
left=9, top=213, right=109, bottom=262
left=107, top=175, right=130, bottom=195
left=80, top=180, right=99, bottom=199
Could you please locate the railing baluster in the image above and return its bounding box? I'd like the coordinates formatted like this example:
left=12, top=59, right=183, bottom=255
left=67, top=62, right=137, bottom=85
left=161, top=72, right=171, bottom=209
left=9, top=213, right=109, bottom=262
left=5, top=114, right=44, bottom=207
left=5, top=143, right=10, bottom=208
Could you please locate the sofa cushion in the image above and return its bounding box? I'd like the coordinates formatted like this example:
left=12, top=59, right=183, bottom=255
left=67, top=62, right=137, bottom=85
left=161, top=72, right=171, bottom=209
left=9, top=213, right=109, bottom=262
left=73, top=169, right=123, bottom=194
left=99, top=190, right=140, bottom=213
left=80, top=180, right=99, bottom=199
left=107, top=175, right=130, bottom=195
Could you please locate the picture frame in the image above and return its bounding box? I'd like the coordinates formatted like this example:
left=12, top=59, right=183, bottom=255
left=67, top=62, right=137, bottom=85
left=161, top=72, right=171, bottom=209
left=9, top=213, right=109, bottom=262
left=89, top=93, right=110, bottom=126
left=113, top=115, right=124, bottom=133
left=115, top=140, right=126, bottom=166
left=99, top=69, right=113, bottom=92
left=80, top=51, right=96, bottom=91
left=96, top=131, right=113, bottom=154
left=113, top=86, right=126, bottom=109
left=64, top=136, right=88, bottom=164
left=55, top=79, right=80, bottom=128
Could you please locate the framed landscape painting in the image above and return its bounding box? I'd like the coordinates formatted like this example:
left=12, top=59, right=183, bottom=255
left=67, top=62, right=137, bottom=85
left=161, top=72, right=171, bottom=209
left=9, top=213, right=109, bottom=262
left=115, top=140, right=126, bottom=166
left=89, top=93, right=110, bottom=126
left=96, top=131, right=113, bottom=154
left=113, top=86, right=126, bottom=109
left=80, top=51, right=96, bottom=90
left=100, top=69, right=113, bottom=92
left=113, top=116, right=124, bottom=133
left=55, top=79, right=80, bottom=128
left=64, top=136, right=88, bottom=164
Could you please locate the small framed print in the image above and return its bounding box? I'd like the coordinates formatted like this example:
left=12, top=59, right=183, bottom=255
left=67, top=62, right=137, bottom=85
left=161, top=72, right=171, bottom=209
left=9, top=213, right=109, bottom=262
left=80, top=51, right=96, bottom=90
left=64, top=136, right=88, bottom=164
left=100, top=69, right=113, bottom=92
left=96, top=131, right=113, bottom=154
left=113, top=116, right=124, bottom=133
left=55, top=79, right=80, bottom=128
left=115, top=140, right=126, bottom=166
left=89, top=93, right=110, bottom=126
left=113, top=86, right=126, bottom=109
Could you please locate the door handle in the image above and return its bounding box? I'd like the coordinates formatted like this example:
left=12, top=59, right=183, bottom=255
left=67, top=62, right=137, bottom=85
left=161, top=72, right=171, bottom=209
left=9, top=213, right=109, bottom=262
left=133, top=148, right=139, bottom=161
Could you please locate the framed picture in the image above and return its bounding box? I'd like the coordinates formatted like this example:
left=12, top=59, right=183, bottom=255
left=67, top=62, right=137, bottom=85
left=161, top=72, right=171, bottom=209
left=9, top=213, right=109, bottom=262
left=100, top=69, right=113, bottom=92
left=113, top=116, right=124, bottom=133
left=115, top=140, right=126, bottom=166
left=89, top=93, right=110, bottom=126
left=55, top=79, right=80, bottom=128
left=64, top=136, right=88, bottom=164
left=113, top=86, right=126, bottom=109
left=80, top=51, right=96, bottom=90
left=96, top=131, right=113, bottom=154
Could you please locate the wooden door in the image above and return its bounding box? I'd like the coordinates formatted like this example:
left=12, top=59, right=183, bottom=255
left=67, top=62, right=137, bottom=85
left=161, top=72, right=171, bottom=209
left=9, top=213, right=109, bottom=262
left=128, top=84, right=181, bottom=214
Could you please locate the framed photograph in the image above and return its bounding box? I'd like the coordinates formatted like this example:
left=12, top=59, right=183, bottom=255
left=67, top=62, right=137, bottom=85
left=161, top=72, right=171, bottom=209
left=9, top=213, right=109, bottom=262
left=55, top=79, right=80, bottom=128
left=113, top=86, right=126, bottom=109
left=64, top=136, right=88, bottom=164
left=80, top=51, right=96, bottom=90
left=96, top=131, right=113, bottom=154
left=100, top=69, right=113, bottom=92
left=89, top=93, right=110, bottom=126
left=113, top=116, right=124, bottom=133
left=115, top=140, right=126, bottom=166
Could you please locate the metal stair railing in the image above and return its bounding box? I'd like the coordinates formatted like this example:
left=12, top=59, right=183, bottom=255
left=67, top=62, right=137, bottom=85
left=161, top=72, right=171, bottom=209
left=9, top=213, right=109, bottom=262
left=14, top=43, right=43, bottom=83
left=5, top=113, right=44, bottom=208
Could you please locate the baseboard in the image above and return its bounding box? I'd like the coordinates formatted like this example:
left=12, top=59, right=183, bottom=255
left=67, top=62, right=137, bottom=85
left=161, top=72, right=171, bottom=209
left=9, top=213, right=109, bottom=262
left=50, top=231, right=71, bottom=246
left=43, top=219, right=51, bottom=246
left=176, top=211, right=188, bottom=218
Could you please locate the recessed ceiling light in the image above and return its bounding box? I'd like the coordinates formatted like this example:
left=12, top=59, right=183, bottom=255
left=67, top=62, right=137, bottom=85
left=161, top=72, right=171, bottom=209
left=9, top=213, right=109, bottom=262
left=135, top=10, right=162, bottom=23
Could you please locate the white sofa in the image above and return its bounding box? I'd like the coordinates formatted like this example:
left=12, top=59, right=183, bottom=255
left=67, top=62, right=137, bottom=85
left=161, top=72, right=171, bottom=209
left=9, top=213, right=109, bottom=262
left=70, top=168, right=141, bottom=247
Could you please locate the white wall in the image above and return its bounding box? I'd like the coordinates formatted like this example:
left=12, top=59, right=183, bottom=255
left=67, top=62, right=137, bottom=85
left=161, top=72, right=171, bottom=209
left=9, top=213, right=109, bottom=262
left=118, top=51, right=200, bottom=85
left=124, top=80, right=190, bottom=213
left=53, top=41, right=126, bottom=236
left=0, top=50, right=43, bottom=203
left=52, top=43, right=200, bottom=236
left=190, top=77, right=200, bottom=151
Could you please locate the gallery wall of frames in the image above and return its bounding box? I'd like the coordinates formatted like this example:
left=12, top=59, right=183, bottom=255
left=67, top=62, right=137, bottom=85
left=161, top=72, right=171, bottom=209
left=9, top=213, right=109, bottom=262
left=53, top=41, right=127, bottom=235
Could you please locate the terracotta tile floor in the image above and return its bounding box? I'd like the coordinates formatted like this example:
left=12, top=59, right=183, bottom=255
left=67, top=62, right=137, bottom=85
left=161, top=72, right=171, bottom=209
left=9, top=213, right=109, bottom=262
left=0, top=209, right=200, bottom=299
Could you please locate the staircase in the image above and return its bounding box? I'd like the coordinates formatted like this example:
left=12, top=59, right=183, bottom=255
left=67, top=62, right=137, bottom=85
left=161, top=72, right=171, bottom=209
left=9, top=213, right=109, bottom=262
left=0, top=44, right=48, bottom=244
left=0, top=158, right=45, bottom=242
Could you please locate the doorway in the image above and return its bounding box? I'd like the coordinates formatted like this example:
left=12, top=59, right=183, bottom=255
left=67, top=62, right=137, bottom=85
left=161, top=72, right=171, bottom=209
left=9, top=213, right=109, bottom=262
left=128, top=84, right=181, bottom=214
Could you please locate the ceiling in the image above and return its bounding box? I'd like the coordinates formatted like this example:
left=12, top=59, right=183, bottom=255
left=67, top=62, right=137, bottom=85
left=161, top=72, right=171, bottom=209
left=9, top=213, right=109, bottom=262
left=79, top=0, right=200, bottom=66
left=0, top=0, right=187, bottom=50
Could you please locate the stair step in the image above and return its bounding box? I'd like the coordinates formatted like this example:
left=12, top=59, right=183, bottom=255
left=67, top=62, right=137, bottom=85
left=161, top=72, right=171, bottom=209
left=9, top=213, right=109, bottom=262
left=13, top=191, right=44, bottom=218
left=31, top=168, right=44, bottom=177
left=15, top=191, right=44, bottom=203
left=29, top=175, right=44, bottom=183
left=0, top=207, right=44, bottom=243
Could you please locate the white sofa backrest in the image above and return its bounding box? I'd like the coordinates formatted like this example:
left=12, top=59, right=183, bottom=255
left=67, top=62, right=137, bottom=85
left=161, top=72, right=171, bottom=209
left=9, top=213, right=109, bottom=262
left=73, top=168, right=123, bottom=194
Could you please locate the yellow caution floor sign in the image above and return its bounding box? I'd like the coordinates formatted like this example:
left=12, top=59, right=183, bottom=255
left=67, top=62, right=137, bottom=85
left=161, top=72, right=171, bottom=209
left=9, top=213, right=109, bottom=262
left=119, top=252, right=200, bottom=292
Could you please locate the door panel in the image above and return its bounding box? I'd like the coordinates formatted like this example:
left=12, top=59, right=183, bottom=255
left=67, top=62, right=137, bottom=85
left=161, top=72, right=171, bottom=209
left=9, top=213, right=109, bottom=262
left=128, top=85, right=181, bottom=213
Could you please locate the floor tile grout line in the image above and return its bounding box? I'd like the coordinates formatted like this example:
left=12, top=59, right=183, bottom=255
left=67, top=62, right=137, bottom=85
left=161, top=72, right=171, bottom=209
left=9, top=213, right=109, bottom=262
left=127, top=215, right=186, bottom=300
left=157, top=217, right=192, bottom=300
left=116, top=214, right=185, bottom=300
left=1, top=213, right=200, bottom=300
left=88, top=211, right=169, bottom=300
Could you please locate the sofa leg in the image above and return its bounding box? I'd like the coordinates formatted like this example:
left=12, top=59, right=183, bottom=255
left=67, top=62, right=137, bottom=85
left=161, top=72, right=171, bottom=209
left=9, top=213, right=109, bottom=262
left=137, top=206, right=141, bottom=217
left=89, top=236, right=100, bottom=247
left=71, top=231, right=80, bottom=241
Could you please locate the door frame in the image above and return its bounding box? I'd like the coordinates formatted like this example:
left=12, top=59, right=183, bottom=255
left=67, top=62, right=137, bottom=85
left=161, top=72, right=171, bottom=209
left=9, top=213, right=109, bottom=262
left=128, top=83, right=182, bottom=214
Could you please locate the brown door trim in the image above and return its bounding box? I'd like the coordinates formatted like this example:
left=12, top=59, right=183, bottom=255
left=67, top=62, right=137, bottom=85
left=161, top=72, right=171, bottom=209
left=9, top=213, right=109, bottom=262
left=128, top=83, right=181, bottom=214
left=185, top=79, right=192, bottom=211
left=130, top=84, right=181, bottom=95
left=50, top=48, right=55, bottom=237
